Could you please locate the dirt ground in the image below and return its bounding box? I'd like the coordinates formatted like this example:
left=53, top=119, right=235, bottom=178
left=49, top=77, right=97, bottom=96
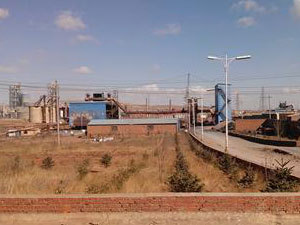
left=1, top=212, right=300, bottom=225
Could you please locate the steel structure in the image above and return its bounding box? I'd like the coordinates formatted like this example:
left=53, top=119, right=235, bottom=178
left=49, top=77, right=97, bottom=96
left=215, top=83, right=232, bottom=124
left=9, top=84, right=24, bottom=109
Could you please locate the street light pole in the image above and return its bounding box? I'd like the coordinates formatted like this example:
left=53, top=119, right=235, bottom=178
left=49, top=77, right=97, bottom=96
left=188, top=99, right=191, bottom=131
left=225, top=54, right=229, bottom=152
left=201, top=98, right=204, bottom=140
left=55, top=80, right=61, bottom=147
left=208, top=54, right=251, bottom=153
left=192, top=98, right=196, bottom=134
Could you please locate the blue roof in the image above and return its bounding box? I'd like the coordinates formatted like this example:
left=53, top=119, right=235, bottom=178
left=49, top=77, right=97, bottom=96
left=88, top=118, right=179, bottom=126
left=69, top=101, right=108, bottom=104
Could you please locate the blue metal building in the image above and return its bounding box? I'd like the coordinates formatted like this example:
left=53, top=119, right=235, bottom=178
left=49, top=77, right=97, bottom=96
left=215, top=83, right=232, bottom=124
left=69, top=102, right=107, bottom=127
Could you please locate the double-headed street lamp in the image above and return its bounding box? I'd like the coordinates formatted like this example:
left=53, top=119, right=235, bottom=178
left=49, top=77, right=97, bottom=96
left=207, top=54, right=251, bottom=153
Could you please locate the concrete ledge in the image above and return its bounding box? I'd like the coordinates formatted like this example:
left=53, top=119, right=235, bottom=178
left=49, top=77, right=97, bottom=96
left=0, top=193, right=300, bottom=214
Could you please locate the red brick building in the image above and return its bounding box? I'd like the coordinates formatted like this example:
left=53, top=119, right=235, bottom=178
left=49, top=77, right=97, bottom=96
left=87, top=118, right=179, bottom=137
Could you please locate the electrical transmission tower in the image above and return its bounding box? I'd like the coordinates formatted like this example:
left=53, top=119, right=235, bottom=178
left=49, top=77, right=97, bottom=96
left=259, top=87, right=265, bottom=111
left=47, top=82, right=57, bottom=123
left=9, top=84, right=24, bottom=109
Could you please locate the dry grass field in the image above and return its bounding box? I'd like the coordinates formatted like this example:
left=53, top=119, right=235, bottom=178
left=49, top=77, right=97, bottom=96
left=0, top=124, right=269, bottom=194
left=177, top=134, right=266, bottom=192
left=0, top=132, right=177, bottom=194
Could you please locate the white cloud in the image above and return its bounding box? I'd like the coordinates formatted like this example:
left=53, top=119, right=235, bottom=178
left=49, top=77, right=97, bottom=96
left=237, top=17, right=256, bottom=27
left=0, top=65, right=17, bottom=73
left=74, top=34, right=100, bottom=44
left=283, top=87, right=300, bottom=94
left=0, top=8, right=9, bottom=20
left=291, top=0, right=300, bottom=18
left=73, top=66, right=92, bottom=74
left=76, top=34, right=94, bottom=42
left=125, top=84, right=160, bottom=92
left=190, top=86, right=207, bottom=94
left=153, top=24, right=181, bottom=36
left=232, top=0, right=265, bottom=13
left=55, top=11, right=86, bottom=31
left=142, top=84, right=160, bottom=91
left=232, top=0, right=278, bottom=14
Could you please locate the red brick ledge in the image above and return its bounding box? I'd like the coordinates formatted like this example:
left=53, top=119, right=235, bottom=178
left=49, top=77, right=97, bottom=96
left=0, top=193, right=299, bottom=214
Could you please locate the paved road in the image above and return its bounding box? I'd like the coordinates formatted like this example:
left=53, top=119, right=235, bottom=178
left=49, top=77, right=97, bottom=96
left=193, top=129, right=300, bottom=178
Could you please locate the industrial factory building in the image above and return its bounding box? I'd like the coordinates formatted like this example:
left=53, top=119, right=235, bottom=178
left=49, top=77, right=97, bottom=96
left=87, top=118, right=179, bottom=137
left=29, top=105, right=57, bottom=124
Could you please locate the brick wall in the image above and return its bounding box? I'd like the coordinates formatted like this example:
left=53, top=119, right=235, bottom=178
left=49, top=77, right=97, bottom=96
left=88, top=124, right=177, bottom=137
left=0, top=193, right=299, bottom=214
left=235, top=119, right=266, bottom=133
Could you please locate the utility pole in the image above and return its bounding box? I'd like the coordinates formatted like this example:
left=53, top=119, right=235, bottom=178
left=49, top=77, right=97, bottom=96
left=192, top=98, right=196, bottom=134
left=236, top=91, right=240, bottom=112
left=188, top=98, right=191, bottom=131
left=224, top=54, right=229, bottom=153
left=185, top=73, right=190, bottom=103
left=147, top=94, right=150, bottom=116
left=201, top=98, right=204, bottom=140
left=169, top=99, right=172, bottom=111
left=186, top=73, right=191, bottom=131
left=55, top=80, right=61, bottom=147
left=146, top=97, right=149, bottom=118
left=261, top=94, right=273, bottom=119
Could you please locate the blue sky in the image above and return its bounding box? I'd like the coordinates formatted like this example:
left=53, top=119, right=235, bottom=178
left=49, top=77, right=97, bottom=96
left=0, top=0, right=300, bottom=109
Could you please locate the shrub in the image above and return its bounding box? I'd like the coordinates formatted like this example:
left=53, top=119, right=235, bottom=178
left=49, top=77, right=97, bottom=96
left=11, top=156, right=21, bottom=173
left=54, top=180, right=66, bottom=194
left=86, top=184, right=110, bottom=194
left=142, top=152, right=149, bottom=161
left=41, top=157, right=55, bottom=169
left=111, top=159, right=144, bottom=190
left=238, top=166, right=255, bottom=188
left=168, top=135, right=203, bottom=192
left=187, top=134, right=216, bottom=163
left=175, top=152, right=189, bottom=172
left=168, top=171, right=203, bottom=192
left=100, top=153, right=112, bottom=168
left=77, top=159, right=89, bottom=180
left=218, top=154, right=237, bottom=175
left=263, top=159, right=298, bottom=192
left=86, top=184, right=101, bottom=194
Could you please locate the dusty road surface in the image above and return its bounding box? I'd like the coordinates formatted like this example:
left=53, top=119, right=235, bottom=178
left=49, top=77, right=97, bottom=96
left=194, top=129, right=300, bottom=178
left=1, top=212, right=300, bottom=225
